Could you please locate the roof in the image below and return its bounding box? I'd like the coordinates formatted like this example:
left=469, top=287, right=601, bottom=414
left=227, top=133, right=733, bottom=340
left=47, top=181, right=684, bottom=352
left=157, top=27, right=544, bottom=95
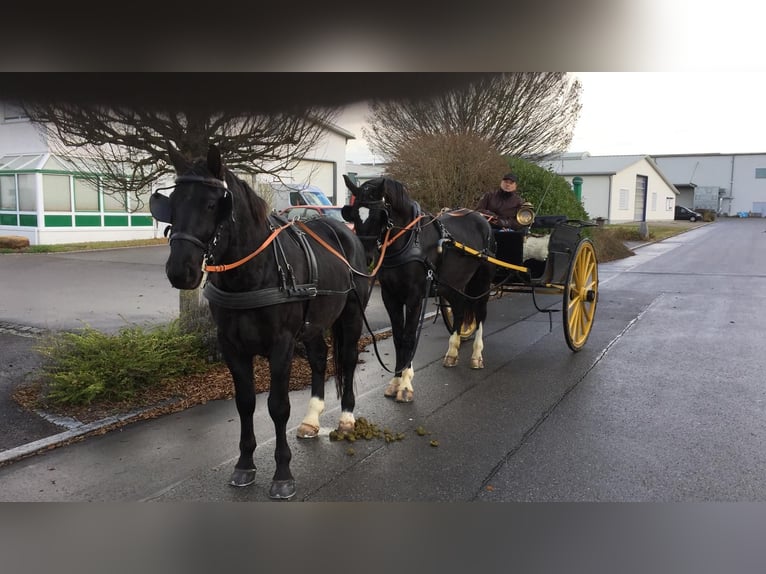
left=542, top=153, right=679, bottom=194
left=0, top=152, right=95, bottom=173
left=541, top=154, right=647, bottom=176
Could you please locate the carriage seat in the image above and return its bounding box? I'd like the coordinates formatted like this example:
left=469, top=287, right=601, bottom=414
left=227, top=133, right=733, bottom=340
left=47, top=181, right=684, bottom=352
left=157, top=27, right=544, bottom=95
left=531, top=215, right=568, bottom=229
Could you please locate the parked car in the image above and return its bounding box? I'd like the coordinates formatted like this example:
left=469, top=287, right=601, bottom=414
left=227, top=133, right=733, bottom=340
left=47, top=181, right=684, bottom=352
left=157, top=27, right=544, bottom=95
left=268, top=183, right=333, bottom=212
left=279, top=205, right=354, bottom=230
left=674, top=205, right=703, bottom=222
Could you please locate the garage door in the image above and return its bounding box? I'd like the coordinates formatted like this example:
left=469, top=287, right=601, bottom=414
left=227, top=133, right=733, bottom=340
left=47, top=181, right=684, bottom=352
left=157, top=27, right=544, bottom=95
left=634, top=175, right=647, bottom=221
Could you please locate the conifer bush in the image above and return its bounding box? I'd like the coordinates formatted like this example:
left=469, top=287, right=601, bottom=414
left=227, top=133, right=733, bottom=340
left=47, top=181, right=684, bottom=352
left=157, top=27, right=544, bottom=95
left=36, top=321, right=210, bottom=405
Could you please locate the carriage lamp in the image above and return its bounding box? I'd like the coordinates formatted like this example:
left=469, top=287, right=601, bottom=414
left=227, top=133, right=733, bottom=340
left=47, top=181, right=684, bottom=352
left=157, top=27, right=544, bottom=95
left=516, top=202, right=536, bottom=227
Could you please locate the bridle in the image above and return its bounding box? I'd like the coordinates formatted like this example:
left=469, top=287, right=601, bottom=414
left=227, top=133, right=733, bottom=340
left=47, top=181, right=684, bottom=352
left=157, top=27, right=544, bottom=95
left=352, top=198, right=392, bottom=243
left=159, top=174, right=231, bottom=252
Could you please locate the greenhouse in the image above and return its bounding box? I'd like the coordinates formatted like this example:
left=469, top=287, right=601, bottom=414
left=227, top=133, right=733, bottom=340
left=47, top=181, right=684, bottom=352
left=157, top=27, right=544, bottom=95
left=0, top=153, right=157, bottom=245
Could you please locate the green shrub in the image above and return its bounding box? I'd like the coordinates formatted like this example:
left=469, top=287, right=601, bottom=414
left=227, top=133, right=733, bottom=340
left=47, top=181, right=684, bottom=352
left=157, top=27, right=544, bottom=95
left=505, top=157, right=590, bottom=222
left=36, top=321, right=211, bottom=406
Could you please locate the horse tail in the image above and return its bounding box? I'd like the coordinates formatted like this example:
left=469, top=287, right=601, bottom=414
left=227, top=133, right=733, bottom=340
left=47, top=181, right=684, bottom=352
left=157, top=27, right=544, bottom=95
left=462, top=309, right=476, bottom=331
left=331, top=323, right=345, bottom=400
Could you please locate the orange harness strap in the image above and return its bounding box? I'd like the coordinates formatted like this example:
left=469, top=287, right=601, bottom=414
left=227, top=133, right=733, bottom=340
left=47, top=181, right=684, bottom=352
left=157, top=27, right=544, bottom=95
left=295, top=221, right=391, bottom=278
left=203, top=220, right=295, bottom=273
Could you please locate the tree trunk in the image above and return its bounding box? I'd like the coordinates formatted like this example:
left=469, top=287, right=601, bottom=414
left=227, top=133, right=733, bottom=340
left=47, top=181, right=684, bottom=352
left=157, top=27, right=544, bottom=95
left=178, top=288, right=220, bottom=361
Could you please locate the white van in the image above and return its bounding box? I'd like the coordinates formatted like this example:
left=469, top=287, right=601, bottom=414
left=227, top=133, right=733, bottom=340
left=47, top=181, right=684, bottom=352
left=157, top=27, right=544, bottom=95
left=266, top=183, right=333, bottom=212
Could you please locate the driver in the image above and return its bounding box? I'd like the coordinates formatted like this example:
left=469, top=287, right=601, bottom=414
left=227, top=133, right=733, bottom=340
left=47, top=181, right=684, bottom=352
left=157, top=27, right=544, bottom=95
left=476, top=172, right=525, bottom=230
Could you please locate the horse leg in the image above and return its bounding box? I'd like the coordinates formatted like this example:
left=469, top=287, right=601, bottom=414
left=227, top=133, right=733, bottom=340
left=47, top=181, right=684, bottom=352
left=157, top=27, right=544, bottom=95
left=267, top=338, right=296, bottom=499
left=470, top=292, right=489, bottom=369
left=223, top=351, right=258, bottom=488
left=470, top=322, right=484, bottom=369
left=333, top=310, right=363, bottom=433
left=393, top=297, right=424, bottom=402
left=443, top=300, right=464, bottom=368
left=296, top=332, right=327, bottom=439
left=380, top=290, right=408, bottom=400
left=443, top=330, right=461, bottom=368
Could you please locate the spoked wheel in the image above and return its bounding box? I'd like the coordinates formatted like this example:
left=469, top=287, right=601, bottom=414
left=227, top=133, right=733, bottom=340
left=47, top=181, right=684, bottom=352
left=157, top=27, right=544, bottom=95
left=439, top=296, right=477, bottom=341
left=562, top=238, right=598, bottom=352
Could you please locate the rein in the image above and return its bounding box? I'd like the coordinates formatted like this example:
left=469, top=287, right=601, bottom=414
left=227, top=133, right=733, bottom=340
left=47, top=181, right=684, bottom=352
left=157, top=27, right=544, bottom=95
left=203, top=220, right=295, bottom=273
left=295, top=222, right=392, bottom=279
left=381, top=214, right=425, bottom=247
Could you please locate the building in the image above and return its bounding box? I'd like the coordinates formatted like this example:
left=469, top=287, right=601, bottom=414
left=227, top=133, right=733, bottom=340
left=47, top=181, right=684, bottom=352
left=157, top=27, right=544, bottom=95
left=0, top=102, right=355, bottom=245
left=653, top=153, right=766, bottom=216
left=540, top=152, right=679, bottom=223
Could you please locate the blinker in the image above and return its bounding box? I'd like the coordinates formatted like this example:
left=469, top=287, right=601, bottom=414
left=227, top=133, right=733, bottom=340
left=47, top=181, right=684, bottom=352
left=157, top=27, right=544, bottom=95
left=149, top=192, right=172, bottom=223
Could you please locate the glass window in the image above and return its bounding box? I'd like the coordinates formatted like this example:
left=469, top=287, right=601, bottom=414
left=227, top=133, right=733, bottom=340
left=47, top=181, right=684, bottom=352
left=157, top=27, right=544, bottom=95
left=18, top=174, right=37, bottom=211
left=74, top=178, right=99, bottom=211
left=755, top=168, right=766, bottom=179
left=131, top=187, right=151, bottom=213
left=103, top=190, right=127, bottom=212
left=618, top=188, right=629, bottom=210
left=43, top=174, right=71, bottom=211
left=0, top=175, right=16, bottom=210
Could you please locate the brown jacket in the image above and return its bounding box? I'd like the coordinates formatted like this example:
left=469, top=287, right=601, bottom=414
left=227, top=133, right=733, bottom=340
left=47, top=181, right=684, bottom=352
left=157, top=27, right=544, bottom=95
left=476, top=189, right=524, bottom=230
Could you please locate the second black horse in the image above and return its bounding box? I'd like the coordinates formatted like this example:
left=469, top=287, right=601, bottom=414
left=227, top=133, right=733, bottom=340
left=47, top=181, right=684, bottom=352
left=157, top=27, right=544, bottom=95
left=342, top=175, right=494, bottom=403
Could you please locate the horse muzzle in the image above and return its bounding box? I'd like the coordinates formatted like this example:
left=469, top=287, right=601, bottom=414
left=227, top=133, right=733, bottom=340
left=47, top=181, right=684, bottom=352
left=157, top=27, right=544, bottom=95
left=165, top=245, right=205, bottom=290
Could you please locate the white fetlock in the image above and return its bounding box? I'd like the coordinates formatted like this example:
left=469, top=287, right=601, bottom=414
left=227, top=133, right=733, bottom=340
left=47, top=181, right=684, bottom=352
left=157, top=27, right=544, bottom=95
left=384, top=376, right=402, bottom=398
left=297, top=397, right=324, bottom=439
left=338, top=411, right=355, bottom=433
left=470, top=323, right=485, bottom=370
left=444, top=331, right=461, bottom=368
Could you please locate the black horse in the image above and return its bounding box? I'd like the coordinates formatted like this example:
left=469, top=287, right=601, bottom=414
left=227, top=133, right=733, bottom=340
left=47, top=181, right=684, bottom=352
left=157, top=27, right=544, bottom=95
left=342, top=175, right=494, bottom=402
left=151, top=144, right=370, bottom=499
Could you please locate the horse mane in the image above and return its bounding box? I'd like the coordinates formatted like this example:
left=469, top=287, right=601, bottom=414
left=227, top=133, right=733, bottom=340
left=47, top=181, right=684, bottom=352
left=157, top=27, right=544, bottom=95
left=226, top=171, right=270, bottom=226
left=382, top=177, right=414, bottom=214
left=188, top=156, right=270, bottom=226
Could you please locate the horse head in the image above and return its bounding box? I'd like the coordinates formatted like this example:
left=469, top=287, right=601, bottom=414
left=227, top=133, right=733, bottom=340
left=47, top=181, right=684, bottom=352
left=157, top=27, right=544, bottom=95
left=342, top=175, right=393, bottom=265
left=151, top=143, right=233, bottom=289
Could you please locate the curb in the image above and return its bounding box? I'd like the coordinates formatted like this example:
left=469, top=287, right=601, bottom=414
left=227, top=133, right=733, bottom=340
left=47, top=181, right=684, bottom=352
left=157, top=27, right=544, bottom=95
left=0, top=321, right=407, bottom=467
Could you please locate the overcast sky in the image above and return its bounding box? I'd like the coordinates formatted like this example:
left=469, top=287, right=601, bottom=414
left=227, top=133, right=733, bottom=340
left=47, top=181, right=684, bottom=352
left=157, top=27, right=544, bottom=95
left=337, top=72, right=766, bottom=163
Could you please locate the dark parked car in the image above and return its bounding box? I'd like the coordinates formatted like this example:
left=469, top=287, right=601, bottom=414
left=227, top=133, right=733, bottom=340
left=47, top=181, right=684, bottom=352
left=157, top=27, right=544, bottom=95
left=675, top=205, right=703, bottom=222
left=279, top=205, right=354, bottom=230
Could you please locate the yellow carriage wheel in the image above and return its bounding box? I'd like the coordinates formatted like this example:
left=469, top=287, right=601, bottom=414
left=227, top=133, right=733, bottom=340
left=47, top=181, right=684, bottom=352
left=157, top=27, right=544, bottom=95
left=562, top=238, right=598, bottom=352
left=439, top=296, right=477, bottom=341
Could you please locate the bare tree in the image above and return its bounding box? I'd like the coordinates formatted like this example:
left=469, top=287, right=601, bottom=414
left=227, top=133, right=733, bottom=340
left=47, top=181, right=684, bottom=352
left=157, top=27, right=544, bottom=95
left=386, top=133, right=508, bottom=212
left=22, top=103, right=340, bottom=210
left=19, top=102, right=340, bottom=342
left=364, top=73, right=581, bottom=160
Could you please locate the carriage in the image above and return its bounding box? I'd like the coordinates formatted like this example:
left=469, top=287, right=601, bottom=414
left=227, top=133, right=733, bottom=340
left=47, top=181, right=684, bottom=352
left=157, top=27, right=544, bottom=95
left=438, top=206, right=599, bottom=352
left=151, top=150, right=599, bottom=498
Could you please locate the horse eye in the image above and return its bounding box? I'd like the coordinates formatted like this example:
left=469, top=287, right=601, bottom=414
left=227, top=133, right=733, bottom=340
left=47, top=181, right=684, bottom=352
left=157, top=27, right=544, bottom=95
left=206, top=200, right=217, bottom=211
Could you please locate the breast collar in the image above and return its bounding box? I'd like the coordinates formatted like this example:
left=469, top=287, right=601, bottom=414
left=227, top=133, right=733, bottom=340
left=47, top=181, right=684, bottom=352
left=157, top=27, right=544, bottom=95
left=381, top=201, right=430, bottom=269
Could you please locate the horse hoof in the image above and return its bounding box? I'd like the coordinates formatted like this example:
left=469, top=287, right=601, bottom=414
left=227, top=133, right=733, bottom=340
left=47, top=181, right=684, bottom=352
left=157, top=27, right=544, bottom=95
left=396, top=389, right=414, bottom=403
left=269, top=479, right=296, bottom=500
left=337, top=420, right=355, bottom=433
left=443, top=356, right=458, bottom=368
left=229, top=468, right=256, bottom=487
left=471, top=357, right=484, bottom=369
left=296, top=423, right=320, bottom=439
left=384, top=382, right=400, bottom=398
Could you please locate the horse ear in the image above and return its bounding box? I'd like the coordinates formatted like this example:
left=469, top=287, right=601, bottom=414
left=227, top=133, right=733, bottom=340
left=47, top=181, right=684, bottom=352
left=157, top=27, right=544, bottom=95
left=207, top=145, right=224, bottom=180
left=343, top=174, right=359, bottom=196
left=167, top=142, right=188, bottom=173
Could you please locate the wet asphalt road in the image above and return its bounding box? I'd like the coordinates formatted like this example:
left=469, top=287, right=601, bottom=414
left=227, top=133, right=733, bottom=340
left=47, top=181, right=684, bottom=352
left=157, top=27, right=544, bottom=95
left=0, top=244, right=392, bottom=453
left=2, top=218, right=766, bottom=501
